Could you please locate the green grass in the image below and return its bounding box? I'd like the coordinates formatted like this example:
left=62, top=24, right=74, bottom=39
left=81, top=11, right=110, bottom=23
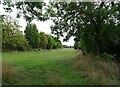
left=2, top=48, right=91, bottom=85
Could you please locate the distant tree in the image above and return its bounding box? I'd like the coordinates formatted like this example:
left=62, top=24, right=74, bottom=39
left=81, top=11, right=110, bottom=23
left=53, top=37, right=62, bottom=49
left=24, top=23, right=40, bottom=48
left=39, top=32, right=48, bottom=49
left=46, top=35, right=55, bottom=49
left=2, top=15, right=29, bottom=51
left=63, top=45, right=68, bottom=48
left=8, top=34, right=29, bottom=51
left=56, top=40, right=62, bottom=48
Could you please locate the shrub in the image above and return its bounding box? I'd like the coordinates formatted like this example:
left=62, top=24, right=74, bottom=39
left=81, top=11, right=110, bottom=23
left=100, top=53, right=116, bottom=60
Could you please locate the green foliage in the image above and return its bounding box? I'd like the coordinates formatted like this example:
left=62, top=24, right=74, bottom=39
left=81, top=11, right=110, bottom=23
left=2, top=16, right=63, bottom=52
left=56, top=39, right=62, bottom=48
left=2, top=1, right=120, bottom=56
left=24, top=23, right=40, bottom=48
left=39, top=32, right=62, bottom=49
left=13, top=35, right=29, bottom=51
left=48, top=2, right=120, bottom=58
left=53, top=38, right=62, bottom=49
left=2, top=15, right=29, bottom=51
left=74, top=42, right=80, bottom=50
left=2, top=1, right=47, bottom=22
left=39, top=32, right=48, bottom=49
left=46, top=35, right=55, bottom=49
left=100, top=53, right=116, bottom=60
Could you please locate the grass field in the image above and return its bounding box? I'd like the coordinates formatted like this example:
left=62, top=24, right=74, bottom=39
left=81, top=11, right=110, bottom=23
left=2, top=48, right=90, bottom=85
left=2, top=48, right=120, bottom=85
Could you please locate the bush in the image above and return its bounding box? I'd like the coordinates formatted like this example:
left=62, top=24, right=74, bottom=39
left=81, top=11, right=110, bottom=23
left=100, top=53, right=116, bottom=60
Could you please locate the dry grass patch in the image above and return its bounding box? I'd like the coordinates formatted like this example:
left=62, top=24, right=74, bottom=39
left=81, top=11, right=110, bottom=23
left=73, top=54, right=120, bottom=85
left=97, top=61, right=118, bottom=76
left=46, top=71, right=64, bottom=85
left=73, top=55, right=94, bottom=71
left=2, top=62, right=18, bottom=83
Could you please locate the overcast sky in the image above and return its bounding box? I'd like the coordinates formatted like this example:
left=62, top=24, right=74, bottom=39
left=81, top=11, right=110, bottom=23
left=0, top=2, right=74, bottom=46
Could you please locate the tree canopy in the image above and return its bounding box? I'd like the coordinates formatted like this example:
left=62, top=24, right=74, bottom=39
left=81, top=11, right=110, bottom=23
left=2, top=0, right=48, bottom=22
left=48, top=2, right=120, bottom=56
left=2, top=15, right=29, bottom=51
left=24, top=23, right=40, bottom=48
left=1, top=1, right=120, bottom=58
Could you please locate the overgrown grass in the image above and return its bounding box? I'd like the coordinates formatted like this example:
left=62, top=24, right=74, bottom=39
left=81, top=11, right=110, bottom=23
left=72, top=54, right=120, bottom=85
left=2, top=48, right=120, bottom=85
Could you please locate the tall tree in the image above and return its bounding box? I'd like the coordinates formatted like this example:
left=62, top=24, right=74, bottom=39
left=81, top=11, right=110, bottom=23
left=46, top=35, right=55, bottom=49
left=2, top=15, right=29, bottom=51
left=48, top=2, right=120, bottom=55
left=39, top=32, right=48, bottom=49
left=52, top=37, right=62, bottom=49
left=24, top=23, right=40, bottom=48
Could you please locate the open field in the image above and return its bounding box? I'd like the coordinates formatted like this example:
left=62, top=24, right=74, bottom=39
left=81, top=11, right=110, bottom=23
left=2, top=48, right=120, bottom=85
left=2, top=48, right=90, bottom=85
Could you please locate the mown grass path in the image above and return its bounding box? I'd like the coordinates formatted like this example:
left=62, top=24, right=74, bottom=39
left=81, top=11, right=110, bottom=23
left=2, top=48, right=91, bottom=85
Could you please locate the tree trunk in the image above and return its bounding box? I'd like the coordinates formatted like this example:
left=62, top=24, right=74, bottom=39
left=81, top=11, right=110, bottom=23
left=94, top=35, right=102, bottom=55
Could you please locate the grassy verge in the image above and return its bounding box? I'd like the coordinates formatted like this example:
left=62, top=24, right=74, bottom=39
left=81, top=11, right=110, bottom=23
left=72, top=54, right=120, bottom=85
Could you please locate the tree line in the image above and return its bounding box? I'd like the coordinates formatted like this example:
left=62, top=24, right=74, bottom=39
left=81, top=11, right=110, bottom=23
left=1, top=1, right=120, bottom=60
left=2, top=15, right=62, bottom=51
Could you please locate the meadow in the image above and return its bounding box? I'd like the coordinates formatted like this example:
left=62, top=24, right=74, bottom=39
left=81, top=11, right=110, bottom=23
left=2, top=48, right=120, bottom=85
